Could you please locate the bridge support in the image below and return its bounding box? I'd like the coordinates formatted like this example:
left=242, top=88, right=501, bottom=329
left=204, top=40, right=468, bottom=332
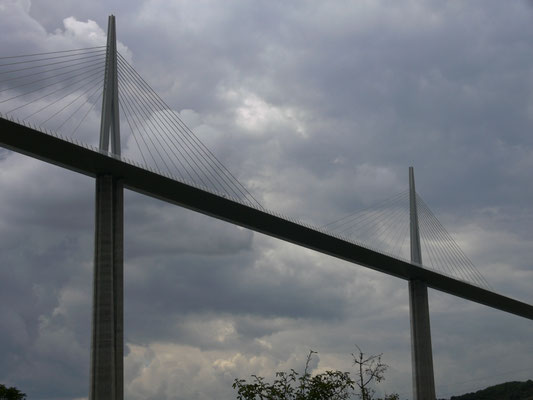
left=90, top=15, right=123, bottom=400
left=408, top=167, right=436, bottom=400
left=91, top=175, right=124, bottom=400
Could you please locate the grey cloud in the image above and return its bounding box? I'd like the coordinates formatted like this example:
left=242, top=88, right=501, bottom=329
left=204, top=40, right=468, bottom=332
left=1, top=1, right=533, bottom=399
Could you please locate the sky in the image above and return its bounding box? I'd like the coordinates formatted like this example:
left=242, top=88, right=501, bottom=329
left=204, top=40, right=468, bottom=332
left=1, top=0, right=533, bottom=399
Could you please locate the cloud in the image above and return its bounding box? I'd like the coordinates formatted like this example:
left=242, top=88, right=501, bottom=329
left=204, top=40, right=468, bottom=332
left=1, top=1, right=533, bottom=399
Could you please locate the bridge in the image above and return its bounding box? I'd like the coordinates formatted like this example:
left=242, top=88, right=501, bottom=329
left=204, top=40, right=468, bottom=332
left=1, top=16, right=532, bottom=400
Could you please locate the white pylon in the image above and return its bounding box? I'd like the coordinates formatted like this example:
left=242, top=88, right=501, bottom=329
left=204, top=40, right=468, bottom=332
left=99, top=15, right=120, bottom=155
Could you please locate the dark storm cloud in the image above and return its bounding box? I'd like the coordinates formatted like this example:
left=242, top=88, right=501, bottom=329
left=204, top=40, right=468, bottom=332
left=0, top=154, right=94, bottom=398
left=1, top=1, right=533, bottom=399
left=114, top=0, right=533, bottom=217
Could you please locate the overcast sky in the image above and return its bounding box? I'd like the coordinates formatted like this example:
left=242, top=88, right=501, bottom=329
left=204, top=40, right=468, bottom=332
left=1, top=1, right=533, bottom=399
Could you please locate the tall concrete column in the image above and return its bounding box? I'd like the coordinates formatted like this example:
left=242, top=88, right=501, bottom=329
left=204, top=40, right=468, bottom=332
left=90, top=175, right=123, bottom=400
left=90, top=15, right=123, bottom=400
left=408, top=167, right=436, bottom=400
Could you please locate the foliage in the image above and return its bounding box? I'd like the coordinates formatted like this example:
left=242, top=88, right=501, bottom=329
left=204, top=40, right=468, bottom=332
left=0, top=384, right=26, bottom=400
left=450, top=380, right=533, bottom=400
left=233, top=348, right=400, bottom=400
left=233, top=350, right=354, bottom=400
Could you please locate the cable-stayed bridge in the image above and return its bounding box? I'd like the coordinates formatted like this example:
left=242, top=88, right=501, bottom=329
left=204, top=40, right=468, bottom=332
left=1, top=16, right=532, bottom=400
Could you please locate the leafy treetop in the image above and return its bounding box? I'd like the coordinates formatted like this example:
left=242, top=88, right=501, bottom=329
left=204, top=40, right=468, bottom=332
left=0, top=384, right=26, bottom=400
left=233, top=348, right=400, bottom=400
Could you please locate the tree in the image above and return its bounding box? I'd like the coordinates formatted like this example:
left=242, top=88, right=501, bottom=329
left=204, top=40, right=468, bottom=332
left=233, top=350, right=355, bottom=400
left=0, top=384, right=26, bottom=400
left=232, top=348, right=399, bottom=400
left=352, top=345, right=391, bottom=400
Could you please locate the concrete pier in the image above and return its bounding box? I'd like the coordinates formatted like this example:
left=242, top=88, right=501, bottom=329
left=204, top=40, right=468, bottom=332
left=409, top=279, right=436, bottom=399
left=90, top=174, right=124, bottom=400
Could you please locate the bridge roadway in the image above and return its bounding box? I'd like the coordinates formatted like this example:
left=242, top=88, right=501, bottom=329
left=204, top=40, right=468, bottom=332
left=1, top=116, right=533, bottom=321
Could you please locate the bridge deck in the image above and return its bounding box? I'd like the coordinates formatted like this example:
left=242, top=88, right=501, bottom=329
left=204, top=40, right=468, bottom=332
left=1, top=116, right=532, bottom=320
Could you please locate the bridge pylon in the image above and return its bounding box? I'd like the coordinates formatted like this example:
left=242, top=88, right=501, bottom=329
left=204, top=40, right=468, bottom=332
left=90, top=15, right=124, bottom=400
left=408, top=166, right=436, bottom=400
